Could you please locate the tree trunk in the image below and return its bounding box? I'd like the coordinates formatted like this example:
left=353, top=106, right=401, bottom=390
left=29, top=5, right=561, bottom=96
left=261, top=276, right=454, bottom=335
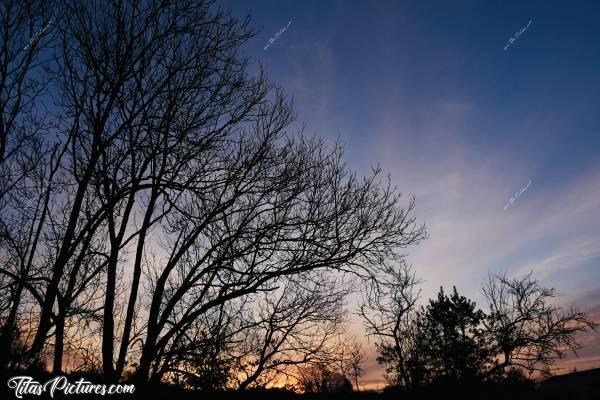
left=0, top=283, right=24, bottom=369
left=115, top=187, right=159, bottom=378
left=52, top=311, right=65, bottom=374
left=102, top=255, right=117, bottom=380
left=29, top=151, right=99, bottom=362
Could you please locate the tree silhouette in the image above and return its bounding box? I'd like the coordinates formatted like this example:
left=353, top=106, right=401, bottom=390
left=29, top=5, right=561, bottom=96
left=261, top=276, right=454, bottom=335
left=367, top=272, right=597, bottom=390
left=0, top=0, right=56, bottom=370
left=233, top=272, right=353, bottom=390
left=416, top=286, right=490, bottom=384
left=297, top=365, right=353, bottom=393
left=359, top=263, right=424, bottom=389
left=0, top=0, right=426, bottom=386
left=483, top=272, right=597, bottom=378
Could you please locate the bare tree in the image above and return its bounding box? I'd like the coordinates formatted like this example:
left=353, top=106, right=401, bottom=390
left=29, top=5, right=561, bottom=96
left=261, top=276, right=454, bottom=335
left=234, top=272, right=352, bottom=389
left=23, top=0, right=261, bottom=378
left=159, top=272, right=364, bottom=391
left=482, top=272, right=597, bottom=377
left=0, top=0, right=54, bottom=171
left=0, top=0, right=57, bottom=369
left=337, top=336, right=365, bottom=391
left=296, top=364, right=353, bottom=393
left=366, top=269, right=597, bottom=387
left=135, top=126, right=424, bottom=382
left=160, top=302, right=239, bottom=391
left=359, top=263, right=423, bottom=388
left=0, top=0, right=426, bottom=387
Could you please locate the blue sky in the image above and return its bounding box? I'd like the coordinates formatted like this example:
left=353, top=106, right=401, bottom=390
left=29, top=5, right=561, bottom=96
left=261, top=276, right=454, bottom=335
left=222, top=0, right=600, bottom=385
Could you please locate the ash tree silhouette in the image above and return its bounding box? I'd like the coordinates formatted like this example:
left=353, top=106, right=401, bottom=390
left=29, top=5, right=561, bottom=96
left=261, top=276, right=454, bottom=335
left=0, top=0, right=426, bottom=391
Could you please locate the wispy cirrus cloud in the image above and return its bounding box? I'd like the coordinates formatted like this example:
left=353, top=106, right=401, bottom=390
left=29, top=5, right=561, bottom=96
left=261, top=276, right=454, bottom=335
left=370, top=102, right=600, bottom=289
left=355, top=121, right=600, bottom=382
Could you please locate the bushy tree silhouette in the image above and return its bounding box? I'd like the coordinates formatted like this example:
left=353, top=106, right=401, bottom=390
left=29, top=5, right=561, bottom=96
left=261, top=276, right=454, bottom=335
left=367, top=272, right=597, bottom=392
left=297, top=365, right=353, bottom=393
left=416, top=287, right=490, bottom=384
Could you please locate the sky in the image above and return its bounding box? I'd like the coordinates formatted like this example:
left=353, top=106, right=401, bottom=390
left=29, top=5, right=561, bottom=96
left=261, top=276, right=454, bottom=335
left=221, top=0, right=600, bottom=388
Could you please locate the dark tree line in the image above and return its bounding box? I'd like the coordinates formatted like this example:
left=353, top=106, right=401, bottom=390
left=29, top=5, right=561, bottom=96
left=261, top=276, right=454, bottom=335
left=360, top=266, right=597, bottom=390
left=0, top=0, right=426, bottom=390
